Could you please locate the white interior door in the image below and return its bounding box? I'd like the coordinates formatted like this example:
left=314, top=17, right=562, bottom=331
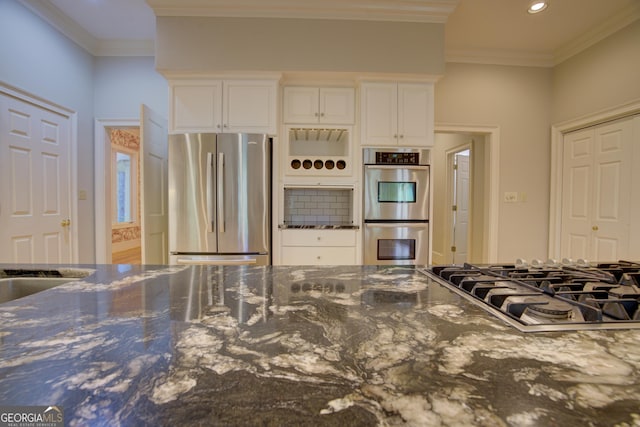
left=140, top=104, right=168, bottom=264
left=561, top=118, right=632, bottom=261
left=0, top=91, right=73, bottom=263
left=452, top=152, right=470, bottom=263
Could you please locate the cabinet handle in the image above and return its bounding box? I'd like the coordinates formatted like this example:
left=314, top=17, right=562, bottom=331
left=320, top=112, right=325, bottom=117
left=223, top=124, right=228, bottom=128
left=316, top=256, right=321, bottom=260
left=315, top=112, right=319, bottom=117
left=400, top=134, right=404, bottom=138
left=592, top=225, right=599, bottom=231
left=216, top=124, right=221, bottom=129
left=317, top=236, right=321, bottom=241
left=61, top=219, right=71, bottom=227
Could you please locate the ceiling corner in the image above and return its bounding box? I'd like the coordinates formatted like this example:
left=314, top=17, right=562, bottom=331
left=18, top=0, right=99, bottom=55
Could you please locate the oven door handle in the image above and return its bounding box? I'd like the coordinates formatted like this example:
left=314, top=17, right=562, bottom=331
left=365, top=165, right=429, bottom=171
left=365, top=222, right=428, bottom=229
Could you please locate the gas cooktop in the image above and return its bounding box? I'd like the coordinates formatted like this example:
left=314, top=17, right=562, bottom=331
left=426, top=260, right=640, bottom=332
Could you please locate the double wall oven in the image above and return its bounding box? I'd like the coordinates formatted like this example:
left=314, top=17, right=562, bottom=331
left=363, top=148, right=430, bottom=265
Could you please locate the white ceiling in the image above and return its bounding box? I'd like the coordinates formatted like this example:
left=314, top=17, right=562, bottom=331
left=18, top=0, right=640, bottom=66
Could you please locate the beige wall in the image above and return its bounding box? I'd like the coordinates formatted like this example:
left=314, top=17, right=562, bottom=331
left=435, top=63, right=553, bottom=262
left=552, top=20, right=640, bottom=124
left=156, top=17, right=445, bottom=75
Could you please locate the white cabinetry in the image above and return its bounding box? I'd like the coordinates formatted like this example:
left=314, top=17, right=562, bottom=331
left=169, top=79, right=278, bottom=134
left=284, top=87, right=355, bottom=124
left=281, top=229, right=357, bottom=265
left=360, top=82, right=434, bottom=147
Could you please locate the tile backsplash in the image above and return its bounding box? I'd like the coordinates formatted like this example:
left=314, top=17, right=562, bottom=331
left=284, top=188, right=353, bottom=225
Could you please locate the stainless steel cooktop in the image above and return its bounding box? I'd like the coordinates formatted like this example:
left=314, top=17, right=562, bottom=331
left=424, top=260, right=640, bottom=332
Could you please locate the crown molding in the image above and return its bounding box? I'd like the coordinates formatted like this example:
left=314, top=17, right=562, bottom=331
left=445, top=48, right=555, bottom=68
left=18, top=0, right=154, bottom=57
left=446, top=2, right=640, bottom=68
left=18, top=0, right=638, bottom=65
left=553, top=2, right=640, bottom=65
left=147, top=0, right=460, bottom=23
left=19, top=0, right=98, bottom=54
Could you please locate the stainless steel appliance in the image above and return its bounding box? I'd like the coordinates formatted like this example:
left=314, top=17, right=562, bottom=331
left=168, top=133, right=271, bottom=265
left=429, top=259, right=640, bottom=332
left=363, top=148, right=430, bottom=265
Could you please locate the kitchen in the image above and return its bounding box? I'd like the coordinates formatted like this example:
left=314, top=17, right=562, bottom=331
left=0, top=3, right=639, bottom=425
left=2, top=1, right=640, bottom=265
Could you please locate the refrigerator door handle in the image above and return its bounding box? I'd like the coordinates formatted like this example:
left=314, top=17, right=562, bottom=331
left=206, top=153, right=215, bottom=233
left=218, top=152, right=225, bottom=233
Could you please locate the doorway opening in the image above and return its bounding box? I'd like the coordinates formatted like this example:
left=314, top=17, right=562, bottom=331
left=94, top=118, right=140, bottom=264
left=450, top=147, right=470, bottom=264
left=109, top=128, right=142, bottom=264
left=432, top=127, right=499, bottom=264
left=95, top=107, right=168, bottom=265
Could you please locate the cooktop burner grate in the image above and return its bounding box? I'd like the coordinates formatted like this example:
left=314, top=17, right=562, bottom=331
left=422, top=260, right=640, bottom=332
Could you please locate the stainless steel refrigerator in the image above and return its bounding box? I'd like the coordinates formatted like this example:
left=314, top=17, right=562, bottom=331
left=168, top=133, right=271, bottom=265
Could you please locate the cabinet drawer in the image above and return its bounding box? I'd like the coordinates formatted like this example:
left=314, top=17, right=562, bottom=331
left=282, top=229, right=356, bottom=247
left=281, top=246, right=356, bottom=265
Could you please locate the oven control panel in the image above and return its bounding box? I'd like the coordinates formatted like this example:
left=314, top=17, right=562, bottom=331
left=376, top=152, right=420, bottom=165
left=363, top=148, right=430, bottom=166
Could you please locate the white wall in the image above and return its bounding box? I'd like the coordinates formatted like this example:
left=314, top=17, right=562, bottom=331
left=553, top=20, right=640, bottom=124
left=156, top=17, right=445, bottom=75
left=0, top=0, right=96, bottom=262
left=435, top=63, right=553, bottom=262
left=94, top=57, right=168, bottom=119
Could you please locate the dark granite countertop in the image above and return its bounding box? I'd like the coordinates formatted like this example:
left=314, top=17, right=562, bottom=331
left=0, top=264, right=639, bottom=426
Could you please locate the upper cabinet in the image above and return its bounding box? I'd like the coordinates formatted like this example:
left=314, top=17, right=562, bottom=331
left=169, top=79, right=278, bottom=134
left=360, top=82, right=434, bottom=147
left=283, top=87, right=355, bottom=124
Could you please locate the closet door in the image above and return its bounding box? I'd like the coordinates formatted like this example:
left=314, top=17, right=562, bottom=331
left=561, top=118, right=633, bottom=261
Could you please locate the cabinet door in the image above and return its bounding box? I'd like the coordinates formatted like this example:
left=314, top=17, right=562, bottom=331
left=169, top=80, right=222, bottom=133
left=360, top=83, right=398, bottom=146
left=319, top=88, right=355, bottom=124
left=398, top=83, right=434, bottom=147
left=223, top=80, right=278, bottom=134
left=283, top=87, right=320, bottom=123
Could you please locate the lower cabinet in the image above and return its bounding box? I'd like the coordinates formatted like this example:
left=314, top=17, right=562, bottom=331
left=280, top=229, right=358, bottom=265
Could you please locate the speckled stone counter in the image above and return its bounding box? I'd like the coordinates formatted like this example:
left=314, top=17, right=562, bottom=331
left=0, top=264, right=639, bottom=426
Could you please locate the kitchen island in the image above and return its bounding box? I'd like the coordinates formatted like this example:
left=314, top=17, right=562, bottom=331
left=0, top=264, right=639, bottom=426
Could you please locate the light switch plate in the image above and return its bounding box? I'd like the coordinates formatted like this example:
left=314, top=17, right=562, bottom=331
left=504, top=191, right=518, bottom=203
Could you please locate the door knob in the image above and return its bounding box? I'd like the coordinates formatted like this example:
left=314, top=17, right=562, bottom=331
left=61, top=219, right=71, bottom=227
left=592, top=225, right=599, bottom=231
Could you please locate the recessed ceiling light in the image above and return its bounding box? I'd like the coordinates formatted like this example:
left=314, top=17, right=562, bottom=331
left=528, top=0, right=549, bottom=14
